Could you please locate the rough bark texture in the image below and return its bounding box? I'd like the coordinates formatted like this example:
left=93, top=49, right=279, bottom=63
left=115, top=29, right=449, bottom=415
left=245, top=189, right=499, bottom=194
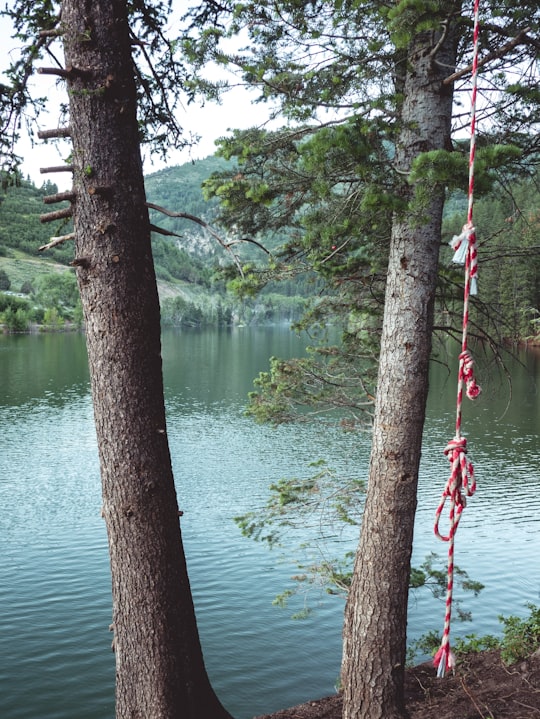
left=61, top=2, right=232, bottom=717
left=341, top=26, right=459, bottom=719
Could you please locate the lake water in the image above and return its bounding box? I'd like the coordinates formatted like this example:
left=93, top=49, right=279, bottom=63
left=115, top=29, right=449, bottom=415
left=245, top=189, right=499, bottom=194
left=0, top=328, right=539, bottom=718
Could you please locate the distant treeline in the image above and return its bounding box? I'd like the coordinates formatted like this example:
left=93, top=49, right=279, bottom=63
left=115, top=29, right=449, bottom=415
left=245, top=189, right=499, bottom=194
left=2, top=159, right=539, bottom=340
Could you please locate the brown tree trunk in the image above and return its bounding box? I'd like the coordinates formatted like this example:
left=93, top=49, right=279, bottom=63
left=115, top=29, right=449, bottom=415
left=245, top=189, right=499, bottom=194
left=61, top=2, right=233, bottom=717
left=341, top=25, right=459, bottom=719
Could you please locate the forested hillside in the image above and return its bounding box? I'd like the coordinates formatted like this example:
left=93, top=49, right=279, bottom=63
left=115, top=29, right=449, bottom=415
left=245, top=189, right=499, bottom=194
left=145, top=155, right=230, bottom=258
left=0, top=159, right=308, bottom=330
left=1, top=158, right=538, bottom=338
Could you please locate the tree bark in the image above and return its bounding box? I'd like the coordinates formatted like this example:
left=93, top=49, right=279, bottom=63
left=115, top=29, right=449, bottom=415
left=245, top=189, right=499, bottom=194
left=341, top=25, right=459, bottom=719
left=61, top=2, right=233, bottom=717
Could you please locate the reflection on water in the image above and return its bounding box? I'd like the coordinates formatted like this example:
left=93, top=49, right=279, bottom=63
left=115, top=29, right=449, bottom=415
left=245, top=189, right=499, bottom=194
left=0, top=330, right=539, bottom=719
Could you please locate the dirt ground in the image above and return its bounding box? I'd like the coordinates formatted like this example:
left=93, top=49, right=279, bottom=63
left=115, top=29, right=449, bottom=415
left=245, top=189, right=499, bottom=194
left=253, top=649, right=540, bottom=719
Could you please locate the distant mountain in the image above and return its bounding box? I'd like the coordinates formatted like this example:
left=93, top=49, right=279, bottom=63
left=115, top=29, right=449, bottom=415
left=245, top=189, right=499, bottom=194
left=0, top=158, right=230, bottom=297
left=145, top=155, right=233, bottom=259
left=0, top=157, right=308, bottom=317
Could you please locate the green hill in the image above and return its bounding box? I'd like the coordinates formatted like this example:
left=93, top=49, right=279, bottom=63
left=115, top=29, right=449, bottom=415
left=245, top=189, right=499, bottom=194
left=0, top=160, right=225, bottom=299
left=145, top=155, right=231, bottom=258
left=0, top=158, right=308, bottom=329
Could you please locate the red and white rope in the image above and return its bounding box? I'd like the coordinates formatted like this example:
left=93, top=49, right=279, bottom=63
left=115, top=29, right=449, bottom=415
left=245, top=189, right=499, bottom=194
left=433, top=0, right=482, bottom=679
left=467, top=0, right=480, bottom=228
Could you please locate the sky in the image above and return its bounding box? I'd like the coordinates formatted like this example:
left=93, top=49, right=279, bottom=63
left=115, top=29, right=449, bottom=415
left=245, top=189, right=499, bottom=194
left=0, top=3, right=273, bottom=189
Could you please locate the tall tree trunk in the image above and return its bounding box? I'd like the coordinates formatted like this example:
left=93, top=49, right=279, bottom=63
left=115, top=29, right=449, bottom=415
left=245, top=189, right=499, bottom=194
left=341, top=26, right=458, bottom=719
left=61, top=2, right=232, bottom=717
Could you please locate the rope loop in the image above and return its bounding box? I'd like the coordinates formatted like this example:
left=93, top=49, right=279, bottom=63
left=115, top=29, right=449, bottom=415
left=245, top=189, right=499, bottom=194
left=434, top=437, right=476, bottom=542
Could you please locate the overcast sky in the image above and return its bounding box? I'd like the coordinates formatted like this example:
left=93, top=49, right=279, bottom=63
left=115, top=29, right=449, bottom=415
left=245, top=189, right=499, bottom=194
left=0, top=4, right=272, bottom=188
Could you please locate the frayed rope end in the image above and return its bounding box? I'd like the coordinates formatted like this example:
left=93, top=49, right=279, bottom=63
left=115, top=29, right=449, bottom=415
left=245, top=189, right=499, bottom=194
left=433, top=644, right=456, bottom=678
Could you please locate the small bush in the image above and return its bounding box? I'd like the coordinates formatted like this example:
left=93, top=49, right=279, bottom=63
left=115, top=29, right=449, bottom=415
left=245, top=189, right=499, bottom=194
left=42, top=307, right=65, bottom=331
left=1, top=306, right=29, bottom=332
left=499, top=603, right=540, bottom=665
left=0, top=292, right=30, bottom=313
left=0, top=268, right=11, bottom=291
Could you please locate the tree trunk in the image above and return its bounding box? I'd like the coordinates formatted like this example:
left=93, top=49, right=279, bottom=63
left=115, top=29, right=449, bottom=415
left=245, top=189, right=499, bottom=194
left=61, top=2, right=232, bottom=717
left=341, top=26, right=458, bottom=719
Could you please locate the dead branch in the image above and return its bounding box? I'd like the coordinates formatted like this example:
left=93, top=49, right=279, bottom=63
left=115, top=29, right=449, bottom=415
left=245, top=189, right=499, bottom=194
left=38, top=65, right=91, bottom=79
left=429, top=16, right=451, bottom=59
left=39, top=233, right=75, bottom=252
left=146, top=201, right=246, bottom=276
left=443, top=28, right=531, bottom=85
left=460, top=676, right=494, bottom=719
left=40, top=165, right=74, bottom=174
left=226, top=237, right=271, bottom=255
left=43, top=191, right=76, bottom=204
left=146, top=201, right=271, bottom=275
left=149, top=223, right=183, bottom=239
left=40, top=207, right=73, bottom=223
left=37, top=66, right=71, bottom=78
left=87, top=185, right=113, bottom=197
left=38, top=29, right=64, bottom=38
left=37, top=127, right=72, bottom=140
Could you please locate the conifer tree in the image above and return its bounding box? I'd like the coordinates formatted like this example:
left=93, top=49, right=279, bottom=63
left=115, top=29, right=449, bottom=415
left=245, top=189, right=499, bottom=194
left=184, top=2, right=539, bottom=717
left=1, top=2, right=233, bottom=717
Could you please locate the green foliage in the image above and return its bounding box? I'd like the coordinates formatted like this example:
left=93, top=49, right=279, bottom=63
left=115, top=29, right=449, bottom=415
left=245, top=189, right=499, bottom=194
left=187, top=0, right=538, bottom=426
left=407, top=630, right=442, bottom=663
left=152, top=235, right=212, bottom=286
left=499, top=604, right=540, bottom=665
left=0, top=178, right=72, bottom=262
left=1, top=305, right=29, bottom=332
left=41, top=307, right=65, bottom=331
left=34, top=272, right=79, bottom=318
left=413, top=552, right=484, bottom=623
left=0, top=291, right=31, bottom=314
left=410, top=605, right=540, bottom=667
left=235, top=463, right=482, bottom=620
left=235, top=459, right=363, bottom=614
left=387, top=0, right=449, bottom=48
left=183, top=0, right=540, bottom=405
left=226, top=268, right=266, bottom=299
left=453, top=633, right=501, bottom=655
left=408, top=628, right=500, bottom=665
left=247, top=324, right=379, bottom=427
left=160, top=295, right=206, bottom=327
left=0, top=291, right=34, bottom=331
left=235, top=460, right=364, bottom=548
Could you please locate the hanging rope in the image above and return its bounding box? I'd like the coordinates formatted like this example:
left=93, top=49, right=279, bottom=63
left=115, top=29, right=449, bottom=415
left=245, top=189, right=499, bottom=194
left=433, top=0, right=482, bottom=679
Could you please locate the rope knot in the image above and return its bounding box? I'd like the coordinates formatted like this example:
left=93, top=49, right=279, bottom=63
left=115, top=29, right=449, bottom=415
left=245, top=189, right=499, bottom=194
left=450, top=223, right=478, bottom=296
left=435, top=436, right=476, bottom=540
left=443, top=436, right=467, bottom=458
left=459, top=350, right=481, bottom=399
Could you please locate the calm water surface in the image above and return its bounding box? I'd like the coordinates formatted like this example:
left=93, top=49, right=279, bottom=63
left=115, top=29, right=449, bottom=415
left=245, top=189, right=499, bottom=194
left=0, top=329, right=538, bottom=718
